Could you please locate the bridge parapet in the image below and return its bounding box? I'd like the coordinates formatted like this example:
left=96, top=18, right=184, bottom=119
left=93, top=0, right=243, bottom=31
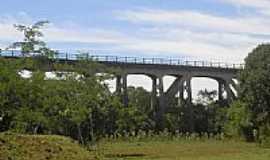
left=0, top=50, right=244, bottom=69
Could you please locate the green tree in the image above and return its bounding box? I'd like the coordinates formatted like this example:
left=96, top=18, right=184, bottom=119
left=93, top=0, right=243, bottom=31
left=9, top=20, right=55, bottom=57
left=225, top=101, right=253, bottom=141
left=196, top=89, right=217, bottom=105
left=0, top=59, right=25, bottom=131
left=194, top=89, right=226, bottom=134
left=1, top=20, right=128, bottom=144
left=239, top=44, right=270, bottom=142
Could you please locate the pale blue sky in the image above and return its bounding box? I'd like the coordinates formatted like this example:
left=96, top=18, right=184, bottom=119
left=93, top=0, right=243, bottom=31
left=1, top=0, right=270, bottom=62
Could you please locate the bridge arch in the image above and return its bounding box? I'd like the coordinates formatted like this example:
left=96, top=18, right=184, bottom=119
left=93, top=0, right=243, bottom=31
left=188, top=74, right=238, bottom=102
left=191, top=77, right=219, bottom=102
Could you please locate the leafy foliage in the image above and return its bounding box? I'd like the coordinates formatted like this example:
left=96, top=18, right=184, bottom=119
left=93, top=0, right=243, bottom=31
left=225, top=101, right=253, bottom=141
left=8, top=20, right=56, bottom=57
left=238, top=44, right=270, bottom=143
left=2, top=20, right=261, bottom=146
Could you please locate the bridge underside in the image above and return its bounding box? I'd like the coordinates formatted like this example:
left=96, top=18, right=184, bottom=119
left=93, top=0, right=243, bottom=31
left=1, top=55, right=240, bottom=131
left=102, top=62, right=239, bottom=131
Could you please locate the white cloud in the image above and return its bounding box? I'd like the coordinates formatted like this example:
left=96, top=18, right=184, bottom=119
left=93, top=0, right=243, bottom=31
left=0, top=9, right=254, bottom=97
left=0, top=12, right=35, bottom=46
left=220, top=0, right=270, bottom=16
left=43, top=25, right=128, bottom=44
left=116, top=9, right=270, bottom=35
left=222, top=0, right=270, bottom=8
left=117, top=29, right=262, bottom=62
left=1, top=10, right=269, bottom=63
left=0, top=23, right=22, bottom=42
left=114, top=9, right=270, bottom=62
left=0, top=13, right=129, bottom=49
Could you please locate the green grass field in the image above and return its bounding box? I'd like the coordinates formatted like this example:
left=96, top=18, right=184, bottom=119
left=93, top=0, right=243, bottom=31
left=96, top=139, right=270, bottom=160
left=1, top=133, right=270, bottom=160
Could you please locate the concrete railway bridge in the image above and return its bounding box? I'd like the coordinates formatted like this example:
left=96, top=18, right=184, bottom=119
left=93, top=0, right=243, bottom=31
left=1, top=50, right=243, bottom=129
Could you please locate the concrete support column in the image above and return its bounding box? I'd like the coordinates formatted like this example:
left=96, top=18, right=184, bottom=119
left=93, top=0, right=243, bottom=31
left=186, top=76, right=192, bottom=105
left=157, top=76, right=165, bottom=130
left=217, top=78, right=236, bottom=104
left=225, top=79, right=234, bottom=103
left=151, top=76, right=157, bottom=112
left=183, top=75, right=194, bottom=133
left=122, top=74, right=128, bottom=107
left=115, top=74, right=128, bottom=107
left=230, top=79, right=238, bottom=98
left=218, top=80, right=224, bottom=101
left=116, top=75, right=122, bottom=95
left=178, top=81, right=184, bottom=105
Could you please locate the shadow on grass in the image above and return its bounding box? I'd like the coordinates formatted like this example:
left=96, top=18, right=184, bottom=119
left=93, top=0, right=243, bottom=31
left=105, top=153, right=146, bottom=158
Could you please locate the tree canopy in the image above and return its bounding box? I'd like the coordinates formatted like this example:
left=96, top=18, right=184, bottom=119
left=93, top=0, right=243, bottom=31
left=2, top=20, right=263, bottom=145
left=8, top=20, right=55, bottom=57
left=238, top=44, right=270, bottom=142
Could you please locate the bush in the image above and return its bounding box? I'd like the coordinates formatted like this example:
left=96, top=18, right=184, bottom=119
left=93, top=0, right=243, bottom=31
left=225, top=101, right=254, bottom=141
left=259, top=124, right=270, bottom=148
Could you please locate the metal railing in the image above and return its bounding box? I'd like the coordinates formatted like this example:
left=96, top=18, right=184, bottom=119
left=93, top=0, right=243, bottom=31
left=0, top=50, right=244, bottom=69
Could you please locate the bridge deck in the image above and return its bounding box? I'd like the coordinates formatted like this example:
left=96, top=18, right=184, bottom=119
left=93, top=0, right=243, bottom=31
left=0, top=50, right=244, bottom=69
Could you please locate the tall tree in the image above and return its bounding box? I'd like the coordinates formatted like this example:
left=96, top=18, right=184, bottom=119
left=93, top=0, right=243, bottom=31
left=9, top=20, right=54, bottom=57
left=239, top=44, right=270, bottom=142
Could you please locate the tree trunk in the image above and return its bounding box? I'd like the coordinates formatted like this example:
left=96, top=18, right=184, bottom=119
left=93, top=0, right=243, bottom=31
left=77, top=123, right=84, bottom=144
left=89, top=113, right=94, bottom=142
left=33, top=124, right=40, bottom=134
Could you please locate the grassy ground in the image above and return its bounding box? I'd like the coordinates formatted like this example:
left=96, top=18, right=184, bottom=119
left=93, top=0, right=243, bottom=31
left=1, top=133, right=270, bottom=160
left=96, top=139, right=270, bottom=160
left=0, top=132, right=94, bottom=160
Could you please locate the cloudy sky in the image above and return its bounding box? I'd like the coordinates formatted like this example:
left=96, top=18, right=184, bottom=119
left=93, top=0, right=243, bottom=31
left=1, top=0, right=269, bottom=95
left=1, top=0, right=270, bottom=62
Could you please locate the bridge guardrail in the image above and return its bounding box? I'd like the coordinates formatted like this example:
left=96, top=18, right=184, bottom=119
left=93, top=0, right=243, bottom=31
left=0, top=50, right=244, bottom=69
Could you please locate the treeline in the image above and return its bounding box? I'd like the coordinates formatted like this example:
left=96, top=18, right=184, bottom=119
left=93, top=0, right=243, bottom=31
left=1, top=20, right=270, bottom=146
left=0, top=56, right=230, bottom=144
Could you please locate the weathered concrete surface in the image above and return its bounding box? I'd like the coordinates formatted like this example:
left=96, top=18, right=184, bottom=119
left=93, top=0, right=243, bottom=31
left=99, top=62, right=240, bottom=131
left=101, top=62, right=238, bottom=78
